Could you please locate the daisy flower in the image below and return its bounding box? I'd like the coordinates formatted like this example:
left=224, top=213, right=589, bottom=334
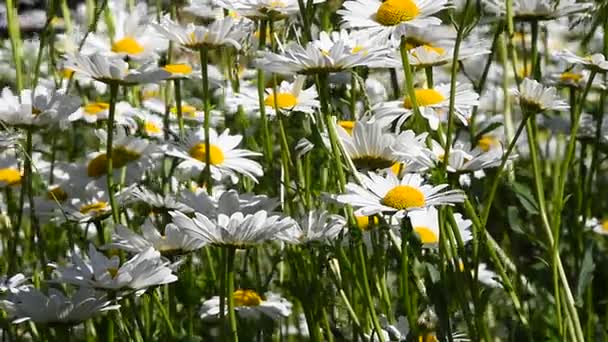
left=200, top=290, right=292, bottom=321
left=373, top=83, right=479, bottom=130
left=171, top=209, right=297, bottom=248
left=215, top=0, right=324, bottom=19
left=231, top=76, right=320, bottom=117
left=153, top=15, right=251, bottom=51
left=407, top=207, right=472, bottom=245
left=586, top=217, right=608, bottom=236
left=0, top=274, right=28, bottom=294
left=0, top=153, right=22, bottom=189
left=336, top=120, right=404, bottom=171
left=166, top=128, right=263, bottom=183
left=338, top=0, right=450, bottom=38
left=63, top=189, right=112, bottom=223
left=1, top=287, right=119, bottom=325
left=134, top=111, right=165, bottom=138
left=0, top=85, right=80, bottom=128
left=84, top=2, right=166, bottom=61
left=178, top=188, right=279, bottom=218
left=279, top=210, right=347, bottom=244
left=512, top=78, right=569, bottom=113
left=68, top=101, right=138, bottom=128
left=121, top=186, right=194, bottom=214
left=255, top=30, right=394, bottom=75
left=142, top=97, right=224, bottom=126
left=64, top=53, right=170, bottom=86
left=403, top=41, right=491, bottom=68
left=51, top=244, right=178, bottom=293
left=484, top=0, right=593, bottom=21
left=105, top=220, right=206, bottom=256
left=335, top=172, right=465, bottom=218
left=555, top=50, right=608, bottom=73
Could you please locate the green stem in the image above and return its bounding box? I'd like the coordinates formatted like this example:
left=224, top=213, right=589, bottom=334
left=226, top=247, right=239, bottom=342
left=152, top=290, right=176, bottom=338
left=357, top=243, right=385, bottom=342
left=199, top=48, right=213, bottom=194
left=106, top=83, right=120, bottom=223
left=174, top=79, right=184, bottom=139
left=256, top=20, right=273, bottom=166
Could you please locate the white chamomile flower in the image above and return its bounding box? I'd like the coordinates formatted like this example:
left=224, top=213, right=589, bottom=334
left=232, top=76, right=319, bottom=117
left=0, top=153, right=22, bottom=189
left=200, top=290, right=292, bottom=321
left=171, top=209, right=298, bottom=248
left=585, top=217, right=608, bottom=236
left=335, top=172, right=465, bottom=218
left=407, top=207, right=472, bottom=245
left=1, top=287, right=119, bottom=325
left=215, top=0, right=323, bottom=19
left=484, top=0, right=593, bottom=21
left=65, top=53, right=170, bottom=86
left=0, top=85, right=80, bottom=128
left=336, top=120, right=404, bottom=171
left=512, top=78, right=569, bottom=113
left=403, top=41, right=490, bottom=68
left=63, top=189, right=112, bottom=223
left=0, top=274, right=28, bottom=294
left=178, top=188, right=279, bottom=218
left=51, top=244, right=178, bottom=293
left=142, top=97, right=224, bottom=126
left=256, top=30, right=394, bottom=75
left=373, top=83, right=479, bottom=130
left=338, top=0, right=450, bottom=38
left=555, top=50, right=608, bottom=73
left=106, top=220, right=206, bottom=256
left=153, top=15, right=251, bottom=51
left=428, top=140, right=507, bottom=173
left=68, top=101, right=110, bottom=123
left=122, top=186, right=194, bottom=214
left=85, top=2, right=166, bottom=60
left=167, top=128, right=263, bottom=183
left=279, top=210, right=347, bottom=244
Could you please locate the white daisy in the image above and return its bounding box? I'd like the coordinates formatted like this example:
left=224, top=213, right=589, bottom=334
left=255, top=30, right=394, bottom=75
left=200, top=290, right=292, bottom=321
left=336, top=120, right=404, bottom=171
left=484, top=0, right=593, bottom=21
left=63, top=189, right=112, bottom=223
left=51, top=244, right=178, bottom=293
left=0, top=153, right=21, bottom=189
left=338, top=0, right=450, bottom=38
left=335, top=172, right=465, bottom=218
left=512, top=78, right=569, bottom=113
left=153, top=15, right=251, bottom=51
left=407, top=207, right=472, bottom=245
left=134, top=111, right=165, bottom=138
left=1, top=287, right=119, bottom=325
left=178, top=188, right=279, bottom=218
left=64, top=53, right=170, bottom=86
left=105, top=220, right=206, bottom=256
left=373, top=83, right=479, bottom=130
left=166, top=128, right=263, bottom=183
left=555, top=50, right=608, bottom=73
left=121, top=186, right=194, bottom=214
left=402, top=41, right=491, bottom=68
left=585, top=217, right=608, bottom=236
left=278, top=210, right=347, bottom=244
left=170, top=209, right=297, bottom=248
left=0, top=274, right=28, bottom=294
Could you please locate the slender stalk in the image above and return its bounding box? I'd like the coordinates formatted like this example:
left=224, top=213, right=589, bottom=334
left=5, top=0, right=24, bottom=91
left=357, top=243, right=385, bottom=342
left=106, top=83, right=120, bottom=223
left=174, top=79, right=184, bottom=138
left=199, top=47, right=213, bottom=194
left=256, top=20, right=273, bottom=165
left=226, top=247, right=239, bottom=342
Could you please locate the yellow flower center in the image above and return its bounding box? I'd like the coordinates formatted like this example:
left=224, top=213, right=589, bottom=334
left=381, top=185, right=425, bottom=210
left=560, top=72, right=583, bottom=83
left=269, top=0, right=287, bottom=8
left=113, top=146, right=142, bottom=168
left=47, top=186, right=68, bottom=202
left=264, top=92, right=298, bottom=109
left=420, top=44, right=445, bottom=55
left=111, top=37, right=144, bottom=55
left=404, top=38, right=445, bottom=55
left=403, top=89, right=445, bottom=109
left=601, top=220, right=608, bottom=232
left=477, top=135, right=498, bottom=152
left=163, top=64, right=193, bottom=75
left=87, top=154, right=108, bottom=178
left=419, top=334, right=439, bottom=342
left=107, top=267, right=119, bottom=278
left=375, top=0, right=420, bottom=26
left=189, top=143, right=225, bottom=165
left=0, top=168, right=21, bottom=186
left=391, top=162, right=405, bottom=175
left=355, top=215, right=379, bottom=231
left=84, top=102, right=110, bottom=116
left=233, top=289, right=263, bottom=307
left=414, top=226, right=439, bottom=244
left=144, top=121, right=162, bottom=135
left=171, top=105, right=198, bottom=117
left=80, top=201, right=108, bottom=214
left=351, top=45, right=368, bottom=55
left=62, top=68, right=75, bottom=79
left=338, top=120, right=355, bottom=135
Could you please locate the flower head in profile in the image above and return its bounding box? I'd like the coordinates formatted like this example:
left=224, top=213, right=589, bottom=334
left=512, top=78, right=568, bottom=113
left=215, top=0, right=324, bottom=19
left=255, top=30, right=394, bottom=75
left=178, top=189, right=279, bottom=218
left=555, top=50, right=608, bottom=73
left=335, top=172, right=465, bottom=218
left=51, top=245, right=178, bottom=293
left=338, top=0, right=450, bottom=38
left=200, top=290, right=292, bottom=321
left=279, top=210, right=347, bottom=244
left=0, top=274, right=29, bottom=294
left=65, top=53, right=170, bottom=86
left=1, top=287, right=119, bottom=325
left=586, top=217, right=608, bottom=236
left=153, top=16, right=251, bottom=51
left=166, top=128, right=263, bottom=183
left=407, top=207, right=472, bottom=246
left=484, top=0, right=593, bottom=21
left=0, top=153, right=22, bottom=189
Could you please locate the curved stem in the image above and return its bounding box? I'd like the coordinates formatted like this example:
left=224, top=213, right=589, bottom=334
left=226, top=247, right=239, bottom=342
left=199, top=47, right=213, bottom=195
left=174, top=79, right=184, bottom=139
left=106, top=83, right=120, bottom=224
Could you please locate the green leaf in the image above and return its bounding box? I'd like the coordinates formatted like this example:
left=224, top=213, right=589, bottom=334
left=575, top=244, right=595, bottom=306
left=507, top=206, right=526, bottom=235
left=511, top=181, right=539, bottom=215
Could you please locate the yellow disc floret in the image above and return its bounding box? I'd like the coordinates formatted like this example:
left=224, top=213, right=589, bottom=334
left=189, top=144, right=225, bottom=165
left=84, top=102, right=110, bottom=116
left=80, top=201, right=108, bottom=214
left=163, top=64, right=193, bottom=75
left=382, top=185, right=425, bottom=210
left=233, top=289, right=263, bottom=307
left=0, top=168, right=22, bottom=186
left=375, top=0, right=420, bottom=26
left=87, top=154, right=109, bottom=178
left=112, top=37, right=144, bottom=55
left=265, top=93, right=298, bottom=109
left=414, top=226, right=439, bottom=244
left=403, top=89, right=445, bottom=109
